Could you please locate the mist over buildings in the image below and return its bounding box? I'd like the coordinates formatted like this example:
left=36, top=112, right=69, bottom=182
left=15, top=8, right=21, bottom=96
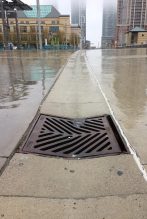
left=22, top=0, right=102, bottom=46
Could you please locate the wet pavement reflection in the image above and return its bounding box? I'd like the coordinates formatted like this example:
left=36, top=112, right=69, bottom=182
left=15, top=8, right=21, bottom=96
left=0, top=50, right=72, bottom=108
left=0, top=50, right=72, bottom=157
left=86, top=48, right=147, bottom=163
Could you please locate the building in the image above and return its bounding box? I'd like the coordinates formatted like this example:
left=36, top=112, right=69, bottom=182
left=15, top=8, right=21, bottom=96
left=116, top=0, right=147, bottom=46
left=125, top=27, right=147, bottom=46
left=0, top=5, right=80, bottom=48
left=101, top=0, right=117, bottom=48
left=71, top=0, right=86, bottom=48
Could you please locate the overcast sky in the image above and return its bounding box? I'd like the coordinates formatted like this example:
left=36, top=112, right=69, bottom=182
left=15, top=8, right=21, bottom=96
left=23, top=0, right=103, bottom=47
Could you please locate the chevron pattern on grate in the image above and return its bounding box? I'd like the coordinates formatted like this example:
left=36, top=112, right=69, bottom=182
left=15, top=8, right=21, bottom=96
left=21, top=115, right=127, bottom=158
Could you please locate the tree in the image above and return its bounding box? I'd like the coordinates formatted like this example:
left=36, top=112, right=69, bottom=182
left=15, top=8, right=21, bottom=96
left=56, top=31, right=65, bottom=44
left=70, top=33, right=80, bottom=47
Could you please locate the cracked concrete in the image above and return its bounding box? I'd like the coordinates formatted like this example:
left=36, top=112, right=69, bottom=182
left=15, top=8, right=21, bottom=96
left=0, top=195, right=147, bottom=219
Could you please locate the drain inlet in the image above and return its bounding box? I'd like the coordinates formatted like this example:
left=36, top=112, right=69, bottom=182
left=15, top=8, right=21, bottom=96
left=20, top=114, right=129, bottom=158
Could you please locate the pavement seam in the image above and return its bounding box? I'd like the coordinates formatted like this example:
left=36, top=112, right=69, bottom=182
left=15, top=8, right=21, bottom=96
left=42, top=101, right=105, bottom=104
left=0, top=193, right=147, bottom=200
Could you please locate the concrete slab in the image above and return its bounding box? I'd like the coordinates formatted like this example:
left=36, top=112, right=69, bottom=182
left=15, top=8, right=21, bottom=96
left=45, top=75, right=106, bottom=104
left=41, top=102, right=110, bottom=118
left=0, top=154, right=146, bottom=198
left=0, top=158, right=6, bottom=170
left=0, top=96, right=42, bottom=157
left=41, top=51, right=110, bottom=117
left=0, top=194, right=147, bottom=219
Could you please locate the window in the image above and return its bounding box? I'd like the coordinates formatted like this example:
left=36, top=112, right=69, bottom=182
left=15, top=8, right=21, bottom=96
left=30, top=26, right=36, bottom=32
left=20, top=26, right=27, bottom=33
left=52, top=20, right=56, bottom=25
left=21, top=34, right=28, bottom=41
left=50, top=26, right=59, bottom=33
left=30, top=35, right=36, bottom=41
left=36, top=26, right=44, bottom=32
left=52, top=20, right=59, bottom=25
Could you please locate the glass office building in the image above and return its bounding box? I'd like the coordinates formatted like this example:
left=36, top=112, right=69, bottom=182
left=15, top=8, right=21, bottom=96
left=101, top=0, right=117, bottom=48
left=71, top=0, right=86, bottom=48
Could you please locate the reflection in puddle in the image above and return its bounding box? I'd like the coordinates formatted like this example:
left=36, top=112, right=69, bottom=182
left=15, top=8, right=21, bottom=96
left=86, top=48, right=147, bottom=125
left=0, top=50, right=72, bottom=109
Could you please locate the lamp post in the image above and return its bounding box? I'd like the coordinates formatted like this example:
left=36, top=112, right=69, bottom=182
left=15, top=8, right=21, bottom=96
left=64, top=23, right=67, bottom=49
left=14, top=8, right=20, bottom=49
left=36, top=0, right=42, bottom=49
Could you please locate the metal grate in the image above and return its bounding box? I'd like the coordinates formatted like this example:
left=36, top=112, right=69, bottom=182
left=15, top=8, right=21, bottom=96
left=20, top=115, right=128, bottom=158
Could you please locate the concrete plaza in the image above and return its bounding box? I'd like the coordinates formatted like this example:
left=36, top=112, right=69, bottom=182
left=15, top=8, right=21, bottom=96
left=0, top=50, right=147, bottom=218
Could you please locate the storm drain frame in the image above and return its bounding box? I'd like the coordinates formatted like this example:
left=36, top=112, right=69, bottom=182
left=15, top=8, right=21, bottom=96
left=20, top=114, right=129, bottom=159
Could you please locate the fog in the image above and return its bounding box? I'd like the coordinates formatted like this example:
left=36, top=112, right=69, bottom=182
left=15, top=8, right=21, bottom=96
left=22, top=0, right=103, bottom=46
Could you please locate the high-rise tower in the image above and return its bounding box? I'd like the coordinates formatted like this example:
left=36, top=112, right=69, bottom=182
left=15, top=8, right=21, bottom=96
left=71, top=0, right=86, bottom=48
left=101, top=0, right=117, bottom=48
left=116, top=0, right=147, bottom=46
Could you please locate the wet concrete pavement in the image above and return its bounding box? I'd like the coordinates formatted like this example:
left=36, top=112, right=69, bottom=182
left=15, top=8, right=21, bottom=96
left=0, top=50, right=147, bottom=219
left=0, top=50, right=72, bottom=157
left=86, top=48, right=147, bottom=168
left=0, top=50, right=147, bottom=218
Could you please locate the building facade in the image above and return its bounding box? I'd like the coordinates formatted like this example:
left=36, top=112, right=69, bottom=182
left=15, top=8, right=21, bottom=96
left=116, top=0, right=147, bottom=46
left=71, top=0, right=86, bottom=48
left=101, top=0, right=117, bottom=48
left=125, top=27, right=147, bottom=46
left=0, top=5, right=81, bottom=48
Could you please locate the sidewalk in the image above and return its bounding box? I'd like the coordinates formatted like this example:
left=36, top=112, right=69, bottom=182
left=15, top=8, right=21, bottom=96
left=0, top=51, right=147, bottom=219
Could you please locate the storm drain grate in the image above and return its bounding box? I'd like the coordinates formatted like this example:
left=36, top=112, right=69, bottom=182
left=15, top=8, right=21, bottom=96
left=20, top=115, right=128, bottom=158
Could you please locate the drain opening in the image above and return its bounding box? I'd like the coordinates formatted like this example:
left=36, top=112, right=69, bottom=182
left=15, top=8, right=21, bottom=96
left=20, top=114, right=129, bottom=158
